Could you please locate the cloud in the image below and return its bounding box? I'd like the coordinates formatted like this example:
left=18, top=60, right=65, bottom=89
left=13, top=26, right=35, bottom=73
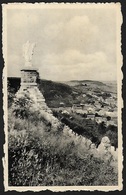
left=42, top=15, right=99, bottom=53
left=43, top=22, right=63, bottom=39
left=7, top=49, right=116, bottom=81
left=65, top=15, right=99, bottom=42
left=38, top=49, right=116, bottom=81
left=42, top=49, right=107, bottom=66
left=6, top=8, right=117, bottom=81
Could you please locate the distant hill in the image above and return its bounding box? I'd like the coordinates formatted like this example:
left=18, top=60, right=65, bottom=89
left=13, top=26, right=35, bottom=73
left=38, top=79, right=74, bottom=107
left=67, top=80, right=106, bottom=85
left=8, top=77, right=117, bottom=108
left=8, top=77, right=74, bottom=107
left=63, top=80, right=117, bottom=94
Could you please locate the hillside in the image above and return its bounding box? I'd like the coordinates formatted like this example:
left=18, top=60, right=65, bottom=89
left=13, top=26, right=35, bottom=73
left=8, top=77, right=74, bottom=107
left=63, top=80, right=117, bottom=94
left=8, top=77, right=118, bottom=186
left=8, top=77, right=117, bottom=108
left=8, top=105, right=118, bottom=186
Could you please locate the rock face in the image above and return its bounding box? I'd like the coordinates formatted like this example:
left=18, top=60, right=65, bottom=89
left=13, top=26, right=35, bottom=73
left=16, top=68, right=52, bottom=113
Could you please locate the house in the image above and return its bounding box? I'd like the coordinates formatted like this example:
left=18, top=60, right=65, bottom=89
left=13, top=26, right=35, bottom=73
left=61, top=110, right=70, bottom=115
left=95, top=116, right=102, bottom=123
left=80, top=103, right=85, bottom=109
left=59, top=102, right=65, bottom=107
left=87, top=113, right=95, bottom=120
left=107, top=120, right=115, bottom=126
left=95, top=116, right=107, bottom=124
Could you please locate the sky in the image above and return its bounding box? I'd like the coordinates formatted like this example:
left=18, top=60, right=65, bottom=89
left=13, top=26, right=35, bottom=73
left=5, top=4, right=120, bottom=81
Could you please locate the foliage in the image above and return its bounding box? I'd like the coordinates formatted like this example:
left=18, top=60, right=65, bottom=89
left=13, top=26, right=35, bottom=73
left=105, top=127, right=118, bottom=148
left=8, top=105, right=118, bottom=186
left=52, top=110, right=118, bottom=148
left=12, top=94, right=33, bottom=119
left=7, top=80, right=16, bottom=108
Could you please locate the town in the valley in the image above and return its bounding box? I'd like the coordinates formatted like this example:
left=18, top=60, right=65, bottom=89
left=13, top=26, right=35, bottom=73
left=52, top=81, right=117, bottom=128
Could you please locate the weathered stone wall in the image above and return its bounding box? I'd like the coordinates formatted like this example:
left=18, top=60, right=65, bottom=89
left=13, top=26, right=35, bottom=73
left=63, top=125, right=118, bottom=164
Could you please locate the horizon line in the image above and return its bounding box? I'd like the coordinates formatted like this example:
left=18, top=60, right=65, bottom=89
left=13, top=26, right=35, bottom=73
left=7, top=76, right=117, bottom=82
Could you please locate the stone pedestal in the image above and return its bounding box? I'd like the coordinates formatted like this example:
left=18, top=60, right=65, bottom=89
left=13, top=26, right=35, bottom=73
left=16, top=68, right=52, bottom=113
left=20, top=68, right=39, bottom=85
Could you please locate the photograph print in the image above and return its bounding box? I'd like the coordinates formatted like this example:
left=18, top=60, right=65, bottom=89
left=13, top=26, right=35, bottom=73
left=2, top=3, right=123, bottom=191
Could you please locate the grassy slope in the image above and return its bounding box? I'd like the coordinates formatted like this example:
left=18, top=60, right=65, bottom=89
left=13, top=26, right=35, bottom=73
left=8, top=107, right=118, bottom=186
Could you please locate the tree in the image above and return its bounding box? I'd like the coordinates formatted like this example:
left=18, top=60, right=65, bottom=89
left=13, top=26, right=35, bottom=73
left=7, top=80, right=15, bottom=108
left=12, top=93, right=34, bottom=131
left=107, top=116, right=111, bottom=121
left=83, top=113, right=87, bottom=118
left=98, top=121, right=107, bottom=134
left=12, top=93, right=33, bottom=120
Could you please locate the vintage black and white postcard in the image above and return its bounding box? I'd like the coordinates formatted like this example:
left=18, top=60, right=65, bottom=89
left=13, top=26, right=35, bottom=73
left=2, top=3, right=123, bottom=191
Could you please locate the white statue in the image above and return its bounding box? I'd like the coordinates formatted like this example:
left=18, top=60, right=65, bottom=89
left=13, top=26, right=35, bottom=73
left=23, top=41, right=36, bottom=67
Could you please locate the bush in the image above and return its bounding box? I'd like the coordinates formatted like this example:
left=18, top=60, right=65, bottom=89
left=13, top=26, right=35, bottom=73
left=53, top=110, right=118, bottom=148
left=8, top=107, right=118, bottom=186
left=8, top=93, right=118, bottom=186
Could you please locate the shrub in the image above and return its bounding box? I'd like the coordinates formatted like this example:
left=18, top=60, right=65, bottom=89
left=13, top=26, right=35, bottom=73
left=8, top=94, right=118, bottom=186
left=12, top=94, right=33, bottom=119
left=8, top=109, right=118, bottom=186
